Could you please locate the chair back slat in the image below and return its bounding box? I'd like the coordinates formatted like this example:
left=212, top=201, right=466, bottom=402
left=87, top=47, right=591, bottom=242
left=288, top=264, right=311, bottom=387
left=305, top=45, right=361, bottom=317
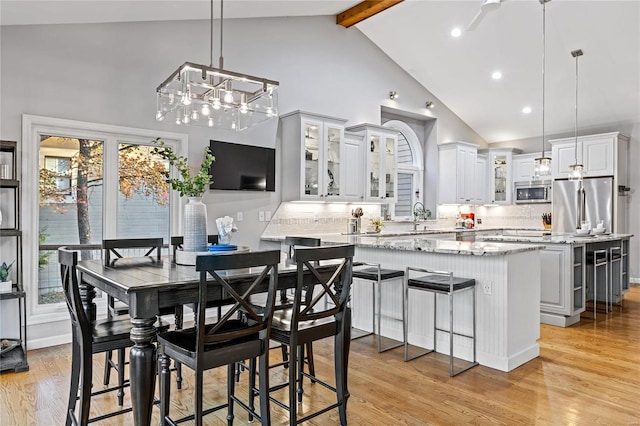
left=284, top=236, right=320, bottom=261
left=292, top=245, right=354, bottom=326
left=194, top=250, right=280, bottom=351
left=59, top=247, right=91, bottom=345
left=103, top=238, right=163, bottom=266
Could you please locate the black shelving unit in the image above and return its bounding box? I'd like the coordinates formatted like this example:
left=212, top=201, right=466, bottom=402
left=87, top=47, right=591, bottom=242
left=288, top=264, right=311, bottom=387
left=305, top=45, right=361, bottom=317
left=0, top=140, right=29, bottom=373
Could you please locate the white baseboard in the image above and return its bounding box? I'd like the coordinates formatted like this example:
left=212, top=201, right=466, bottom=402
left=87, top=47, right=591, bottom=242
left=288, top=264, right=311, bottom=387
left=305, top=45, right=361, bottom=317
left=29, top=333, right=72, bottom=350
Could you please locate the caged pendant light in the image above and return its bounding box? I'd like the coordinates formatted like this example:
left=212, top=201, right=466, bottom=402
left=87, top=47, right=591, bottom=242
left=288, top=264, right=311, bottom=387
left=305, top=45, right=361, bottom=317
left=534, top=0, right=552, bottom=179
left=155, top=0, right=279, bottom=131
left=568, top=49, right=585, bottom=181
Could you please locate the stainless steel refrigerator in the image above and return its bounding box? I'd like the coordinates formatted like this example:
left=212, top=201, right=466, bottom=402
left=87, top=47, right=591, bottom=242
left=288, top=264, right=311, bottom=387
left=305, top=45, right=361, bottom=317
left=552, top=177, right=614, bottom=234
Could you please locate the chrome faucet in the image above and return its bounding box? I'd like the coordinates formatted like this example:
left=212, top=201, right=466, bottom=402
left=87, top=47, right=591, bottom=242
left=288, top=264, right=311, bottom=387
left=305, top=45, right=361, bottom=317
left=412, top=201, right=425, bottom=231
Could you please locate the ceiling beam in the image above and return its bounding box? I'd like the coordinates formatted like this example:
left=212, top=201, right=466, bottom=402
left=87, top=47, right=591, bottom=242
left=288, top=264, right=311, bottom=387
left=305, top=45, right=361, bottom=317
left=336, top=0, right=404, bottom=28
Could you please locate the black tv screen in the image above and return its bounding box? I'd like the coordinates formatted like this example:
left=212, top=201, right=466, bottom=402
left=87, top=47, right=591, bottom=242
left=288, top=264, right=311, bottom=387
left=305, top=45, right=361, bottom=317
left=208, top=140, right=276, bottom=192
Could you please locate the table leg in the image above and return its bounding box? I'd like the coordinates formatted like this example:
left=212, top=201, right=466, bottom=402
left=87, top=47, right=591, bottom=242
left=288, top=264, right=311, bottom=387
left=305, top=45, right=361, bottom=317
left=129, top=317, right=158, bottom=426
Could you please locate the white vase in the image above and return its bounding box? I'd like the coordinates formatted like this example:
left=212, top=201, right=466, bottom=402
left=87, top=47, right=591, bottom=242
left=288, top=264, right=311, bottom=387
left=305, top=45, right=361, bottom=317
left=0, top=280, right=12, bottom=293
left=183, top=196, right=208, bottom=252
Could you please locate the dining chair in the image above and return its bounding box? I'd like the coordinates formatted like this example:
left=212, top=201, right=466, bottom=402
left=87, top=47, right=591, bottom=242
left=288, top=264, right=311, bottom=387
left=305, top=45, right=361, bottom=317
left=157, top=249, right=280, bottom=426
left=101, top=238, right=186, bottom=388
left=58, top=247, right=168, bottom=425
left=255, top=244, right=354, bottom=425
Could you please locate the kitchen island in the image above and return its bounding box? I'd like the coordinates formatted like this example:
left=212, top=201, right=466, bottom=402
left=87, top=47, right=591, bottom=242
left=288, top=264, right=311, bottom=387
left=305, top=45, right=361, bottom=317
left=479, top=233, right=633, bottom=327
left=261, top=233, right=544, bottom=372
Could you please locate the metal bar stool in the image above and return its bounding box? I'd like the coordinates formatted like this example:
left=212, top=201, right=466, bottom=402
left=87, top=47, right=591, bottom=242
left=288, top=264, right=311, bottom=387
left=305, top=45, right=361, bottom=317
left=588, top=249, right=608, bottom=319
left=609, top=246, right=622, bottom=312
left=352, top=263, right=405, bottom=353
left=404, top=266, right=478, bottom=377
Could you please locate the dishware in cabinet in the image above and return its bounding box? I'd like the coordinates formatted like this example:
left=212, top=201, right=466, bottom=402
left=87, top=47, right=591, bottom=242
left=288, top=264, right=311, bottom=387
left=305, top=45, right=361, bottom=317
left=346, top=123, right=398, bottom=203
left=280, top=111, right=348, bottom=201
left=479, top=147, right=520, bottom=205
left=0, top=140, right=28, bottom=373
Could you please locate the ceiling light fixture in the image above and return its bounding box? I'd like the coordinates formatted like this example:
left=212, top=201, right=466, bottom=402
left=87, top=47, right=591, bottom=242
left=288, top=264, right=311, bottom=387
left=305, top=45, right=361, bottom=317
left=451, top=27, right=462, bottom=38
left=522, top=106, right=532, bottom=114
left=156, top=0, right=279, bottom=131
left=534, top=0, right=552, bottom=179
left=425, top=101, right=435, bottom=109
left=389, top=91, right=399, bottom=100
left=568, top=49, right=585, bottom=181
left=492, top=71, right=503, bottom=80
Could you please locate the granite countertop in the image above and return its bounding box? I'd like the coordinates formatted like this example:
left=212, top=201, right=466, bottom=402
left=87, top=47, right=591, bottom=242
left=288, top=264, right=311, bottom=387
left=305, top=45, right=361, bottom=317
left=262, top=233, right=543, bottom=256
left=478, top=233, right=633, bottom=244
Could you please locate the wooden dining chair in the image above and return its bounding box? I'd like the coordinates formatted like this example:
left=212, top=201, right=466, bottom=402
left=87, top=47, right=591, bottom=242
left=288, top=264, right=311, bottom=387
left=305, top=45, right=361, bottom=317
left=59, top=247, right=168, bottom=425
left=157, top=250, right=280, bottom=426
left=253, top=244, right=354, bottom=425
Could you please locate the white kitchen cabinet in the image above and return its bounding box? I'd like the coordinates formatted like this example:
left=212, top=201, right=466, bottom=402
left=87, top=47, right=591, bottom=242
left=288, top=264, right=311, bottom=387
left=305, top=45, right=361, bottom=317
left=280, top=111, right=348, bottom=201
left=479, top=148, right=520, bottom=205
left=346, top=124, right=398, bottom=203
left=340, top=131, right=365, bottom=202
left=549, top=132, right=629, bottom=180
left=539, top=243, right=585, bottom=326
left=513, top=152, right=545, bottom=182
left=437, top=142, right=478, bottom=204
left=475, top=154, right=487, bottom=204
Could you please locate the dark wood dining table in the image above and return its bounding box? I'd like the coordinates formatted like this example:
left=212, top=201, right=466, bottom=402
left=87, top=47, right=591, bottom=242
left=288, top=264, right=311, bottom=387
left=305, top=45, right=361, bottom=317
left=76, top=253, right=352, bottom=426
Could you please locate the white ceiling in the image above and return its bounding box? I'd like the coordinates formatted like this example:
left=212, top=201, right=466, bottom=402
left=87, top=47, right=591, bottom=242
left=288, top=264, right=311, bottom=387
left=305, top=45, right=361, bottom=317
left=2, top=0, right=638, bottom=143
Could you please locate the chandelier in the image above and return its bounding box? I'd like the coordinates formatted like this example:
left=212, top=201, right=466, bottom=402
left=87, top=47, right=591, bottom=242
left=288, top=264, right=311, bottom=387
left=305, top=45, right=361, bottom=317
left=155, top=0, right=279, bottom=131
left=534, top=0, right=552, bottom=178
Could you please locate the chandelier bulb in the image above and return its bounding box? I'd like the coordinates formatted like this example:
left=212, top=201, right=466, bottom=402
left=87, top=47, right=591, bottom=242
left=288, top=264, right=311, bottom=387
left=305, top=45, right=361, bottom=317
left=224, top=90, right=234, bottom=104
left=201, top=103, right=211, bottom=116
left=181, top=90, right=191, bottom=106
left=191, top=110, right=199, bottom=121
left=175, top=115, right=181, bottom=125
left=156, top=111, right=164, bottom=121
left=208, top=117, right=214, bottom=127
left=240, top=93, right=248, bottom=114
left=182, top=112, right=190, bottom=124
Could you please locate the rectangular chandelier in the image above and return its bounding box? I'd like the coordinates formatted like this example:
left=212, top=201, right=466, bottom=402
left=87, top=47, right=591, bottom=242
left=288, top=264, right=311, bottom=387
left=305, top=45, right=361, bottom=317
left=156, top=62, right=279, bottom=131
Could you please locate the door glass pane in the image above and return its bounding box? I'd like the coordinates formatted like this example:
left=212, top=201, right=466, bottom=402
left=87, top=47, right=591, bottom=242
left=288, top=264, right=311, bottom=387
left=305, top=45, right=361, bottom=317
left=385, top=136, right=396, bottom=198
left=304, top=123, right=320, bottom=196
left=38, top=136, right=104, bottom=304
left=326, top=127, right=341, bottom=197
left=369, top=135, right=380, bottom=198
left=493, top=154, right=507, bottom=202
left=117, top=143, right=170, bottom=243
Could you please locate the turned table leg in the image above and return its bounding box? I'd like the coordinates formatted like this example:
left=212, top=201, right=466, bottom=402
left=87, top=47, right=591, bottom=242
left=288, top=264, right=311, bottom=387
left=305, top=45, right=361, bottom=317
left=129, top=317, right=158, bottom=426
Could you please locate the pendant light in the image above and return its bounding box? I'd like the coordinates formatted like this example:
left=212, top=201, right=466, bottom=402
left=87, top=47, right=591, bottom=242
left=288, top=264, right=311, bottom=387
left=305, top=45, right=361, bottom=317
left=534, top=0, right=552, bottom=178
left=156, top=0, right=279, bottom=131
left=568, top=49, right=584, bottom=181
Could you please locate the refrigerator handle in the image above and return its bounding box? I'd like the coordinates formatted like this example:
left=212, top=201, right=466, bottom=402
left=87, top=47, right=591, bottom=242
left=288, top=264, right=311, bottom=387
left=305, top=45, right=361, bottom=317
left=577, top=185, right=586, bottom=229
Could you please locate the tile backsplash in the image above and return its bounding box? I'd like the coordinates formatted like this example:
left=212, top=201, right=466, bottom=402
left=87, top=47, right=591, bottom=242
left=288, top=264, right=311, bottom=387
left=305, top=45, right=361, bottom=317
left=262, top=202, right=553, bottom=236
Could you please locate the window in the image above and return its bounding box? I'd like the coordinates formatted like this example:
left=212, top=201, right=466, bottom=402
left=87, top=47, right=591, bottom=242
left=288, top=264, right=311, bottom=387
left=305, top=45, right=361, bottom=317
left=23, top=115, right=186, bottom=320
left=382, top=120, right=424, bottom=220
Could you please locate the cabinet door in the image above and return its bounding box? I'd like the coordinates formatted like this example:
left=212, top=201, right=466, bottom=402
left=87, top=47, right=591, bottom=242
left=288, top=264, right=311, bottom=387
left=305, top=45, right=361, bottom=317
left=583, top=137, right=613, bottom=176
left=383, top=134, right=397, bottom=203
left=513, top=156, right=534, bottom=182
left=341, top=136, right=364, bottom=201
left=324, top=123, right=343, bottom=200
left=461, top=147, right=476, bottom=203
left=552, top=143, right=578, bottom=179
left=540, top=245, right=571, bottom=316
left=366, top=133, right=382, bottom=200
left=490, top=153, right=509, bottom=204
left=302, top=118, right=323, bottom=199
left=475, top=155, right=487, bottom=204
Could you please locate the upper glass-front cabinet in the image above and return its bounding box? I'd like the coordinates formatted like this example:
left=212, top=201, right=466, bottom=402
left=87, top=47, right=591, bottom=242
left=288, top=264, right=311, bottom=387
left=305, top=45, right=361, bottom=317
left=281, top=111, right=348, bottom=201
left=479, top=148, right=520, bottom=205
left=347, top=124, right=398, bottom=203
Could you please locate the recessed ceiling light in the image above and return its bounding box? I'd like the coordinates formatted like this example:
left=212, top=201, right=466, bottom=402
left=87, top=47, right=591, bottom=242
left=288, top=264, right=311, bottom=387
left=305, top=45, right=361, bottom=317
left=522, top=106, right=532, bottom=114
left=451, top=27, right=462, bottom=38
left=492, top=71, right=503, bottom=80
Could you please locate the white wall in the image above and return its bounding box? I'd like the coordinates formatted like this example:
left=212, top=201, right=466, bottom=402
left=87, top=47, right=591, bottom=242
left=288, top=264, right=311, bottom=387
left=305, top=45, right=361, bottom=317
left=0, top=15, right=483, bottom=347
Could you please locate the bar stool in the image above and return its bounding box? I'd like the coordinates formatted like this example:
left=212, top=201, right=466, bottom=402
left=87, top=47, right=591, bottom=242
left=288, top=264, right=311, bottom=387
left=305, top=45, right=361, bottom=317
left=609, top=246, right=622, bottom=312
left=352, top=263, right=405, bottom=353
left=588, top=249, right=608, bottom=319
left=404, top=267, right=478, bottom=377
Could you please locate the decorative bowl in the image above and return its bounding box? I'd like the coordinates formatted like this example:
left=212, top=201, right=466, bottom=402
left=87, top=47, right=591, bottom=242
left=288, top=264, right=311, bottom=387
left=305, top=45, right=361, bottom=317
left=575, top=228, right=591, bottom=236
left=592, top=227, right=606, bottom=235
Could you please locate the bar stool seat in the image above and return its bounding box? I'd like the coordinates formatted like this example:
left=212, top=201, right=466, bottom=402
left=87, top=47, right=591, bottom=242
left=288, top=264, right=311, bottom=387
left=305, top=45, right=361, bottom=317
left=404, top=268, right=478, bottom=377
left=352, top=265, right=405, bottom=353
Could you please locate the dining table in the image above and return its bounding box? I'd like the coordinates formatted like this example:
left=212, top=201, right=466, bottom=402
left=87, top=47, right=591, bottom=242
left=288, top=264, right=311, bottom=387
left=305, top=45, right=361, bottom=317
left=76, top=251, right=353, bottom=426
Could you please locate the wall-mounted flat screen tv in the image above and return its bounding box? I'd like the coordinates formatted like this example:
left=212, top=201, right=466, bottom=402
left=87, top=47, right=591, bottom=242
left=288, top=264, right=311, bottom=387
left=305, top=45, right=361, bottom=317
left=208, top=140, right=276, bottom=192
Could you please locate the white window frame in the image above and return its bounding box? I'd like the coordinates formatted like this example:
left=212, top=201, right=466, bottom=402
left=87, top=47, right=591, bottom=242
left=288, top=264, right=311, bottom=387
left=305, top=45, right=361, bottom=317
left=22, top=114, right=187, bottom=324
left=383, top=120, right=424, bottom=220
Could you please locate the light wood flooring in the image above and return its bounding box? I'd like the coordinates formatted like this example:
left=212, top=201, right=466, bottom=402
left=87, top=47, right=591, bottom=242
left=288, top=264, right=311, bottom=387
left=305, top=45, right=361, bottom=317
left=2, top=286, right=640, bottom=425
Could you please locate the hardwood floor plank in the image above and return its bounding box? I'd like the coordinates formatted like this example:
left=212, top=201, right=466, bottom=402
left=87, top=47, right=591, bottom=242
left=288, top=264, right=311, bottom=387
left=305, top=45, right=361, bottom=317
left=1, top=286, right=639, bottom=425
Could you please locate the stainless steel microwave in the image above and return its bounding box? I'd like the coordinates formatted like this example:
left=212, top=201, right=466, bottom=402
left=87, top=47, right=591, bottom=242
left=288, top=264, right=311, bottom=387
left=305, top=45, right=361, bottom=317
left=514, top=181, right=552, bottom=204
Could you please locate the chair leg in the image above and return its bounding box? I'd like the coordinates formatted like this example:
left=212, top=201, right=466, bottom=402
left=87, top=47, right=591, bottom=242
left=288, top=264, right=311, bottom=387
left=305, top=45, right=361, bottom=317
left=258, top=352, right=271, bottom=426
left=305, top=343, right=317, bottom=383
left=174, top=306, right=183, bottom=390
left=297, top=345, right=304, bottom=403
left=281, top=344, right=289, bottom=369
left=103, top=350, right=112, bottom=385
left=288, top=342, right=298, bottom=426
left=195, top=371, right=203, bottom=426
left=66, top=340, right=81, bottom=426
left=248, top=358, right=257, bottom=422
left=227, top=363, right=235, bottom=426
left=335, top=328, right=348, bottom=426
left=117, top=348, right=126, bottom=406
left=78, top=346, right=93, bottom=426
left=159, top=352, right=171, bottom=426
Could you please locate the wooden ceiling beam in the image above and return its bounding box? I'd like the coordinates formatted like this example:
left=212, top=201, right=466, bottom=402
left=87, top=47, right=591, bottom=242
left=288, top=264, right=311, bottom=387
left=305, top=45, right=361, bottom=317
left=336, top=0, right=404, bottom=28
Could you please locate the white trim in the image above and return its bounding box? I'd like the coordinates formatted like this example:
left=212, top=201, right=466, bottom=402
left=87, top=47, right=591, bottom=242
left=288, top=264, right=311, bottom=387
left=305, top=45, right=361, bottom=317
left=21, top=114, right=188, bottom=324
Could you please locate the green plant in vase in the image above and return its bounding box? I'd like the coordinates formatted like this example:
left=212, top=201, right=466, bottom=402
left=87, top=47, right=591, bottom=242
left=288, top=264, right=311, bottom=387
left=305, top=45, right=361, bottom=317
left=369, top=217, right=384, bottom=233
left=0, top=261, right=15, bottom=291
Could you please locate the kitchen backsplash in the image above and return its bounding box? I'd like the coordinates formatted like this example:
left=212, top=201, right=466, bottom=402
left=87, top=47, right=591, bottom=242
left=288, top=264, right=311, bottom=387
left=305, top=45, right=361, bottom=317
left=262, top=202, right=552, bottom=236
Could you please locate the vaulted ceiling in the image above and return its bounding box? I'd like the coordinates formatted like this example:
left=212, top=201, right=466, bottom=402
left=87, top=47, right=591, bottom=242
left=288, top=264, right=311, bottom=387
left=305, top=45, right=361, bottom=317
left=2, top=0, right=638, bottom=143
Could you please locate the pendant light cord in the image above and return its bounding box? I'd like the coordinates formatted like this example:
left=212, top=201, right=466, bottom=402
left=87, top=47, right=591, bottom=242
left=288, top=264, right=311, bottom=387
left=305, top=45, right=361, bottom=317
left=541, top=1, right=546, bottom=158
left=219, top=0, right=224, bottom=70
left=209, top=0, right=213, bottom=67
left=208, top=0, right=225, bottom=69
left=574, top=52, right=579, bottom=162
